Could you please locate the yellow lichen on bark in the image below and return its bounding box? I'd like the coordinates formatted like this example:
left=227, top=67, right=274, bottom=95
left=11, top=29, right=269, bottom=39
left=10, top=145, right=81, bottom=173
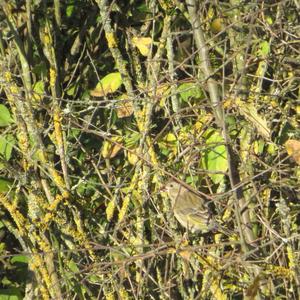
left=105, top=32, right=117, bottom=48
left=49, top=67, right=56, bottom=87
left=53, top=108, right=63, bottom=147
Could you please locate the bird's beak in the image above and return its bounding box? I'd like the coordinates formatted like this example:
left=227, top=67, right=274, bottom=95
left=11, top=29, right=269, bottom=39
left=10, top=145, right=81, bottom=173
left=160, top=183, right=170, bottom=193
left=160, top=185, right=167, bottom=192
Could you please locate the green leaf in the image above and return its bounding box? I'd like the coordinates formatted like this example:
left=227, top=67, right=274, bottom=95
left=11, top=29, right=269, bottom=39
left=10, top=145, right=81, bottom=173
left=0, top=134, right=15, bottom=161
left=267, top=143, right=277, bottom=155
left=158, top=133, right=177, bottom=156
left=257, top=41, right=270, bottom=57
left=66, top=84, right=77, bottom=96
left=88, top=274, right=102, bottom=284
left=33, top=81, right=45, bottom=102
left=0, top=105, right=14, bottom=127
left=201, top=130, right=228, bottom=184
left=265, top=16, right=273, bottom=25
left=253, top=140, right=265, bottom=155
left=10, top=255, right=28, bottom=264
left=91, top=72, right=123, bottom=97
left=66, top=4, right=74, bottom=17
left=226, top=116, right=239, bottom=138
left=32, top=61, right=48, bottom=78
left=68, top=259, right=79, bottom=273
left=177, top=83, right=204, bottom=102
left=125, top=131, right=141, bottom=148
left=0, top=178, right=12, bottom=193
left=76, top=176, right=98, bottom=197
left=0, top=288, right=23, bottom=300
left=33, top=81, right=45, bottom=95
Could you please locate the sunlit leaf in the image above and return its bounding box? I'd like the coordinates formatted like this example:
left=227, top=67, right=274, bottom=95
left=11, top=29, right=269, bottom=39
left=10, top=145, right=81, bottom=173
left=90, top=72, right=122, bottom=97
left=285, top=139, right=300, bottom=165
left=211, top=18, right=224, bottom=33
left=132, top=37, right=152, bottom=57
left=88, top=274, right=102, bottom=284
left=68, top=259, right=80, bottom=273
left=177, top=83, right=204, bottom=102
left=127, top=149, right=139, bottom=165
left=257, top=41, right=270, bottom=57
left=201, top=129, right=228, bottom=184
left=11, top=255, right=28, bottom=264
left=66, top=4, right=74, bottom=17
left=267, top=143, right=277, bottom=155
left=253, top=140, right=265, bottom=155
left=125, top=131, right=141, bottom=148
left=266, top=16, right=273, bottom=25
left=179, top=249, right=192, bottom=261
left=33, top=81, right=45, bottom=102
left=0, top=134, right=15, bottom=161
left=0, top=178, right=12, bottom=193
left=0, top=288, right=22, bottom=300
left=151, top=83, right=170, bottom=107
left=158, top=133, right=177, bottom=156
left=0, top=105, right=14, bottom=127
left=116, top=96, right=134, bottom=118
left=101, top=136, right=123, bottom=159
left=66, top=83, right=77, bottom=96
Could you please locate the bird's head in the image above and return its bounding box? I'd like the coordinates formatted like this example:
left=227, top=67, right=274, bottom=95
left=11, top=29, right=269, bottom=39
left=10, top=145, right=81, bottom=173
left=164, top=181, right=184, bottom=203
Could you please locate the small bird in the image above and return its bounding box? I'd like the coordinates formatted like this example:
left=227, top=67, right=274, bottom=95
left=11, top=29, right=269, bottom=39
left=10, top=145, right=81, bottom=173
left=165, top=181, right=218, bottom=233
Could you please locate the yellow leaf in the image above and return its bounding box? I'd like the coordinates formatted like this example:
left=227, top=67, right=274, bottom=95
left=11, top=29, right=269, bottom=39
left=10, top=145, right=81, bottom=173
left=33, top=81, right=45, bottom=102
left=211, top=18, right=224, bottom=33
left=132, top=37, right=152, bottom=57
left=127, top=150, right=139, bottom=165
left=90, top=72, right=122, bottom=97
left=150, top=83, right=170, bottom=107
left=285, top=139, right=300, bottom=165
left=253, top=140, right=265, bottom=155
left=118, top=195, right=130, bottom=222
left=106, top=200, right=115, bottom=221
left=165, top=132, right=176, bottom=142
left=179, top=250, right=192, bottom=261
left=101, top=136, right=123, bottom=159
left=158, top=132, right=178, bottom=157
left=116, top=96, right=134, bottom=118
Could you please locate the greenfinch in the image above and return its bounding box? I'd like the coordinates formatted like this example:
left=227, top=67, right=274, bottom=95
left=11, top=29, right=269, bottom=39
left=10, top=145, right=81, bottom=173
left=165, top=181, right=218, bottom=233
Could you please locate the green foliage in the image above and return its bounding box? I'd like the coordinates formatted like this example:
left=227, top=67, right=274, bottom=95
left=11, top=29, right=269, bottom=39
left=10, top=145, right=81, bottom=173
left=177, top=82, right=205, bottom=102
left=91, top=72, right=123, bottom=97
left=0, top=134, right=15, bottom=166
left=0, top=178, right=12, bottom=193
left=201, top=129, right=228, bottom=184
left=66, top=2, right=75, bottom=17
left=0, top=105, right=14, bottom=127
left=32, top=80, right=46, bottom=104
left=257, top=40, right=270, bottom=57
left=0, top=288, right=23, bottom=300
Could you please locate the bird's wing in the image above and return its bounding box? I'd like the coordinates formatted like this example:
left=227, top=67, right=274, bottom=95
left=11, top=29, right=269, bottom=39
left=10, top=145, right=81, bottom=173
left=176, top=189, right=211, bottom=222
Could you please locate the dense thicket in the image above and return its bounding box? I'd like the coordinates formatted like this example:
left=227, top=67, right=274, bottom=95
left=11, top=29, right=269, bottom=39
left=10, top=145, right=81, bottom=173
left=0, top=0, right=299, bottom=299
